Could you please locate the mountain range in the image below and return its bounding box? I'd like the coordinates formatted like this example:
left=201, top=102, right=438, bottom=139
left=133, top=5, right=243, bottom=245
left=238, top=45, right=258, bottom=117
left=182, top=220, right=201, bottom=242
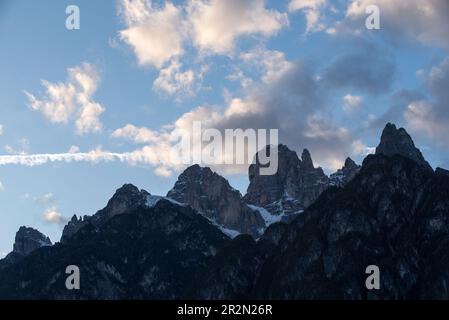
left=1, top=123, right=449, bottom=299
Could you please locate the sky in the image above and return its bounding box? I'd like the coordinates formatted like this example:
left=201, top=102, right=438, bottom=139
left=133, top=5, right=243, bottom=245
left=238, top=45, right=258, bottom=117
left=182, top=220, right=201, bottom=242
left=0, top=0, right=449, bottom=257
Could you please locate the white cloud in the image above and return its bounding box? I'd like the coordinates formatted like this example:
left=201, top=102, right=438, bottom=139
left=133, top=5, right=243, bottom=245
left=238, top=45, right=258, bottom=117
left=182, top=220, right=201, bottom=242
left=118, top=0, right=185, bottom=68
left=118, top=0, right=288, bottom=69
left=0, top=125, right=4, bottom=136
left=153, top=60, right=204, bottom=98
left=43, top=207, right=67, bottom=225
left=343, top=94, right=363, bottom=112
left=187, top=0, right=288, bottom=54
left=0, top=146, right=184, bottom=177
left=9, top=55, right=364, bottom=178
left=0, top=181, right=4, bottom=192
left=289, top=0, right=326, bottom=11
left=110, top=59, right=363, bottom=176
left=288, top=0, right=327, bottom=33
left=25, top=63, right=105, bottom=135
left=111, top=124, right=160, bottom=144
left=405, top=100, right=436, bottom=135
left=0, top=148, right=133, bottom=166
left=240, top=48, right=294, bottom=84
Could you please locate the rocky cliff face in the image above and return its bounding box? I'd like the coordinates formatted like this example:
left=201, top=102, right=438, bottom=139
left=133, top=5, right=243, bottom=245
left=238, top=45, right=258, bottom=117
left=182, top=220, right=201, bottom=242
left=167, top=165, right=264, bottom=237
left=244, top=145, right=330, bottom=217
left=375, top=122, right=432, bottom=171
left=12, top=227, right=52, bottom=256
left=0, top=227, right=52, bottom=269
left=93, top=184, right=150, bottom=224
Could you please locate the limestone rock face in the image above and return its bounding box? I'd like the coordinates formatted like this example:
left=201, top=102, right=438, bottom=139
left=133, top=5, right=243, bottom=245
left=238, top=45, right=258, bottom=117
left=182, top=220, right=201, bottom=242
left=95, top=184, right=150, bottom=223
left=167, top=165, right=264, bottom=236
left=375, top=122, right=432, bottom=171
left=296, top=149, right=330, bottom=208
left=13, top=226, right=52, bottom=256
left=244, top=145, right=301, bottom=208
left=244, top=145, right=329, bottom=216
left=0, top=226, right=52, bottom=269
left=61, top=215, right=90, bottom=243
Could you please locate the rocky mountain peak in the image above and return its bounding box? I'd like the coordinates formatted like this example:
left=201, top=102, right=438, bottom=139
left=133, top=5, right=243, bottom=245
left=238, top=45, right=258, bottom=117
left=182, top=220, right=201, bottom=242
left=301, top=149, right=314, bottom=170
left=329, top=157, right=361, bottom=187
left=375, top=123, right=432, bottom=170
left=344, top=157, right=357, bottom=169
left=61, top=214, right=89, bottom=243
left=13, top=226, right=52, bottom=256
left=98, top=184, right=150, bottom=220
left=245, top=144, right=329, bottom=216
left=245, top=144, right=301, bottom=208
left=168, top=165, right=264, bottom=236
left=61, top=184, right=151, bottom=243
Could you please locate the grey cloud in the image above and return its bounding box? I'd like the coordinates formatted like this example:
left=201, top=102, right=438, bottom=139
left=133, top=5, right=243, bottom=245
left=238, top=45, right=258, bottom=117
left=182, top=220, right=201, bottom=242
left=322, top=48, right=395, bottom=94
left=336, top=0, right=449, bottom=50
left=368, top=89, right=426, bottom=132
left=214, top=62, right=361, bottom=170
left=404, top=57, right=449, bottom=147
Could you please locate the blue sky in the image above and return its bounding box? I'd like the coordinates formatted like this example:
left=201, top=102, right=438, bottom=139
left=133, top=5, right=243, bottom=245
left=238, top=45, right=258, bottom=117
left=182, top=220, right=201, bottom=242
left=1, top=0, right=449, bottom=257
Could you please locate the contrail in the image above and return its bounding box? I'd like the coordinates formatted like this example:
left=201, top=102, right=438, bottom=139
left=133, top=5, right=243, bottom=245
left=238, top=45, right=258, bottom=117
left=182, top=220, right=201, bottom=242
left=0, top=151, right=136, bottom=167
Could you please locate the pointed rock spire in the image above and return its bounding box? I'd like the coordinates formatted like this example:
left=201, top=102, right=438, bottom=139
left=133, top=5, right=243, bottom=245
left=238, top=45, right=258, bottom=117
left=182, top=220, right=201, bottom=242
left=375, top=123, right=432, bottom=170
left=344, top=157, right=358, bottom=169
left=301, top=149, right=314, bottom=170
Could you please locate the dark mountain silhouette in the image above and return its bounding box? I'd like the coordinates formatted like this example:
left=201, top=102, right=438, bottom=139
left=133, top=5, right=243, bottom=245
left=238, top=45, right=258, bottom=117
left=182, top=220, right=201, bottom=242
left=2, top=123, right=449, bottom=299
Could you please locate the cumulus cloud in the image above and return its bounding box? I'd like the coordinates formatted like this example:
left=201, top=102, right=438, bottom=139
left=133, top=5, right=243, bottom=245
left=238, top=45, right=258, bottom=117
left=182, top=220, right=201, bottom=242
left=343, top=94, right=363, bottom=112
left=240, top=48, right=294, bottom=84
left=43, top=208, right=67, bottom=225
left=118, top=0, right=184, bottom=68
left=153, top=60, right=206, bottom=98
left=336, top=0, right=449, bottom=49
left=111, top=124, right=159, bottom=144
left=187, top=0, right=288, bottom=54
left=25, top=63, right=105, bottom=135
left=118, top=0, right=288, bottom=69
left=404, top=57, right=449, bottom=146
left=111, top=58, right=368, bottom=174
